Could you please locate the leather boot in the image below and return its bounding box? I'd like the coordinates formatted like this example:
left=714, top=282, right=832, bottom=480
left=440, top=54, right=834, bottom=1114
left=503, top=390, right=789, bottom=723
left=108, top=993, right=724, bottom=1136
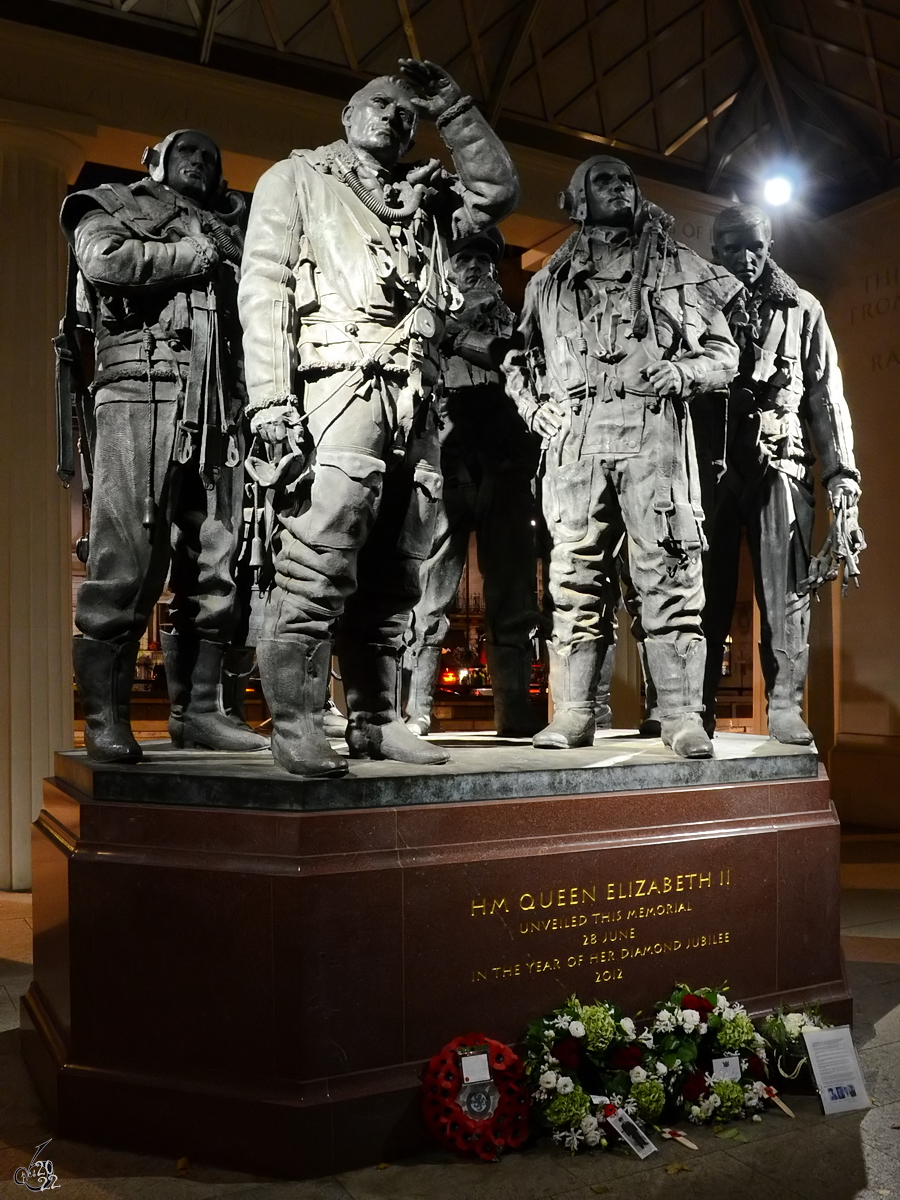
left=486, top=643, right=544, bottom=737
left=73, top=636, right=143, bottom=764
left=221, top=645, right=256, bottom=727
left=636, top=639, right=662, bottom=737
left=645, top=636, right=713, bottom=759
left=701, top=637, right=725, bottom=738
left=766, top=646, right=813, bottom=745
left=404, top=644, right=443, bottom=736
left=323, top=696, right=348, bottom=739
left=339, top=640, right=449, bottom=765
left=534, top=640, right=608, bottom=749
left=256, top=637, right=348, bottom=776
left=595, top=640, right=615, bottom=731
left=162, top=632, right=269, bottom=751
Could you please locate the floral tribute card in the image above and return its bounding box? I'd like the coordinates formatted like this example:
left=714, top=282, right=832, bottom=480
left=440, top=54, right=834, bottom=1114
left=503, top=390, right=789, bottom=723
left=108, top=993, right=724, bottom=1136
left=802, top=1027, right=870, bottom=1115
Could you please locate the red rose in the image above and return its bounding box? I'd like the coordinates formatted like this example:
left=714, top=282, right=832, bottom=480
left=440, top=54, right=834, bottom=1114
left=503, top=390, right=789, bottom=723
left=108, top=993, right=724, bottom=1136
left=552, top=1036, right=581, bottom=1069
left=681, top=993, right=714, bottom=1016
left=681, top=1069, right=708, bottom=1104
left=747, top=1054, right=768, bottom=1081
left=609, top=1044, right=643, bottom=1070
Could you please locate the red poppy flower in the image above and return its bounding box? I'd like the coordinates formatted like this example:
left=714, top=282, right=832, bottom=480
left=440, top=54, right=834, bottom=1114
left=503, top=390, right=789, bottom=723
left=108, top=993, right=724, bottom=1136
left=681, top=993, right=714, bottom=1016
left=681, top=1069, right=708, bottom=1104
left=553, top=1036, right=581, bottom=1068
left=603, top=1103, right=618, bottom=1117
left=609, top=1044, right=643, bottom=1070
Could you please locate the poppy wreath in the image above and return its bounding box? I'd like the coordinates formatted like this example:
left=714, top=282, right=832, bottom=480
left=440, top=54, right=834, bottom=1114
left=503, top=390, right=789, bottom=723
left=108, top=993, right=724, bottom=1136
left=421, top=1033, right=530, bottom=1162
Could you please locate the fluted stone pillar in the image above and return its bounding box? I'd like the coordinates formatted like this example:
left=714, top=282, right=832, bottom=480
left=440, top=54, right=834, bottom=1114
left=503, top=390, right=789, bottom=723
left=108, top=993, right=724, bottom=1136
left=0, top=123, right=84, bottom=889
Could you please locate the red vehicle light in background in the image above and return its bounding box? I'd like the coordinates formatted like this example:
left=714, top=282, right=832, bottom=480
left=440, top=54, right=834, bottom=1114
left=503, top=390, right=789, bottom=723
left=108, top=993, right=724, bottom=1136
left=441, top=669, right=458, bottom=685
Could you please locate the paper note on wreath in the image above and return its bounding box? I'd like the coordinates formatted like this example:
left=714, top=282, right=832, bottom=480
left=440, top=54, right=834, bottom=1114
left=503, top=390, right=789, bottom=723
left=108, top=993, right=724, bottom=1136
left=802, top=1026, right=870, bottom=1115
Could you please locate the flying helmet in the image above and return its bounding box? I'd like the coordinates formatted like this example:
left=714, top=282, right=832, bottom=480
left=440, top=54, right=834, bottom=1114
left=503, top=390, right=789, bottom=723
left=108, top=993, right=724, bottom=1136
left=142, top=128, right=223, bottom=190
left=558, top=154, right=645, bottom=225
left=449, top=226, right=505, bottom=263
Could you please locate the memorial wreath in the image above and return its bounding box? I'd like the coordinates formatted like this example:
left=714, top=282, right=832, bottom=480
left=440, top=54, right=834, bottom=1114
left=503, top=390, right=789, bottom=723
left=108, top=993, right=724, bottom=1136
left=421, top=1033, right=530, bottom=1161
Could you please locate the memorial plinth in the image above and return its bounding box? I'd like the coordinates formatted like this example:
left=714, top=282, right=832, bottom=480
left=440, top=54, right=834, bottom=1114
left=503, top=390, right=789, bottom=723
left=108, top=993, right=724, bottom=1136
left=23, top=732, right=848, bottom=1179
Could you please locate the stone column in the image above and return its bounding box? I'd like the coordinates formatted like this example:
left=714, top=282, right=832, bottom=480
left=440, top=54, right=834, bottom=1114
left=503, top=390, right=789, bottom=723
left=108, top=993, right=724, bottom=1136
left=0, top=123, right=84, bottom=889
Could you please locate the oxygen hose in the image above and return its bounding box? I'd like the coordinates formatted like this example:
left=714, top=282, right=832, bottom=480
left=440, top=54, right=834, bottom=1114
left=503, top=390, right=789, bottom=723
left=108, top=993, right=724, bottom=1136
left=335, top=161, right=425, bottom=222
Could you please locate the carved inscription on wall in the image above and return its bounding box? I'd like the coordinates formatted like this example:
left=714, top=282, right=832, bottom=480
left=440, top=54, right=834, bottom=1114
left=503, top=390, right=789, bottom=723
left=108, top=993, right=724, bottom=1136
left=842, top=262, right=900, bottom=371
left=467, top=866, right=733, bottom=986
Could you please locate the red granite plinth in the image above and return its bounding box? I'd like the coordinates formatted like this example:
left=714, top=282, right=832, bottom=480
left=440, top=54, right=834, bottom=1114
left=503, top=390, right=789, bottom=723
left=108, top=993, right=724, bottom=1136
left=22, top=760, right=848, bottom=1178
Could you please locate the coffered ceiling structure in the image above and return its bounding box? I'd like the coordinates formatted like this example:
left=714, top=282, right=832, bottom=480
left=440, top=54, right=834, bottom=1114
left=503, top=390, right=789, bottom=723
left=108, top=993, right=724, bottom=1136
left=6, top=0, right=900, bottom=214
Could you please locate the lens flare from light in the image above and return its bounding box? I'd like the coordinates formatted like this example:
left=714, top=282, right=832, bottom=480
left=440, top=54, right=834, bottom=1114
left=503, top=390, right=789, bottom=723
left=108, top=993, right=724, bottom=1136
left=764, top=176, right=793, bottom=206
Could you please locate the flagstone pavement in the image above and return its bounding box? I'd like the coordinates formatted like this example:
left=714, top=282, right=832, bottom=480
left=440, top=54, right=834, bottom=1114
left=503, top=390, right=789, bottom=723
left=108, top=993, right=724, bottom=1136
left=1, top=831, right=899, bottom=1200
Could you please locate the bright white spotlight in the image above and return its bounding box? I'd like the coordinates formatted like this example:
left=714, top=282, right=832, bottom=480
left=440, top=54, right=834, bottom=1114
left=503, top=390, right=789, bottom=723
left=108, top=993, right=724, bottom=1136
left=764, top=176, right=793, bottom=206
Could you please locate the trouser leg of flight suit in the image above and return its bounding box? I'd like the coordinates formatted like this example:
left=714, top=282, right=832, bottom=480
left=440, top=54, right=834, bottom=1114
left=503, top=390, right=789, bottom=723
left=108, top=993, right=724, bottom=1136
left=76, top=388, right=179, bottom=645
left=700, top=481, right=744, bottom=729
left=477, top=454, right=541, bottom=733
left=77, top=385, right=243, bottom=646
left=746, top=467, right=815, bottom=717
left=615, top=455, right=706, bottom=722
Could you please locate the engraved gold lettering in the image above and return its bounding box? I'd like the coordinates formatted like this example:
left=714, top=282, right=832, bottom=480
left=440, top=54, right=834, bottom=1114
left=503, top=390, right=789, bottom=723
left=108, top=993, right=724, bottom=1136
left=582, top=886, right=596, bottom=903
left=471, top=898, right=486, bottom=917
left=520, top=893, right=535, bottom=911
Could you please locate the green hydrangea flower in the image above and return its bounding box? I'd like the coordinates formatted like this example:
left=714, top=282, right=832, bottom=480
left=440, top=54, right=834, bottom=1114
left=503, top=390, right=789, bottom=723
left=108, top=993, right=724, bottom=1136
left=631, top=1079, right=665, bottom=1122
left=581, top=1003, right=616, bottom=1052
left=718, top=1012, right=756, bottom=1052
left=711, top=1079, right=745, bottom=1121
left=543, top=1084, right=591, bottom=1128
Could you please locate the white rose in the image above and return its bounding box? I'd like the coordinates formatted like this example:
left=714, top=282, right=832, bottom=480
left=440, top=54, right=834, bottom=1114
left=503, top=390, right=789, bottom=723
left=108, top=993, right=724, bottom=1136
left=581, top=1115, right=599, bottom=1134
left=569, top=1020, right=586, bottom=1039
left=691, top=1104, right=702, bottom=1117
left=539, top=1070, right=558, bottom=1091
left=783, top=1013, right=804, bottom=1038
left=584, top=1130, right=601, bottom=1147
left=681, top=1008, right=700, bottom=1032
left=629, top=1066, right=648, bottom=1083
left=655, top=1060, right=668, bottom=1077
left=620, top=1017, right=636, bottom=1041
left=557, top=1075, right=575, bottom=1095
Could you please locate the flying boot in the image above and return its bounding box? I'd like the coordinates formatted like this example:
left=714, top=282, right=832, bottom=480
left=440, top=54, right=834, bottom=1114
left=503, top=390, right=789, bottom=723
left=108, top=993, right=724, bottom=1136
left=256, top=636, right=348, bottom=776
left=404, top=644, right=443, bottom=736
left=73, top=635, right=143, bottom=764
left=645, top=635, right=713, bottom=758
left=764, top=645, right=814, bottom=745
left=162, top=632, right=269, bottom=751
left=340, top=640, right=449, bottom=765
left=533, top=639, right=609, bottom=749
left=486, top=642, right=544, bottom=737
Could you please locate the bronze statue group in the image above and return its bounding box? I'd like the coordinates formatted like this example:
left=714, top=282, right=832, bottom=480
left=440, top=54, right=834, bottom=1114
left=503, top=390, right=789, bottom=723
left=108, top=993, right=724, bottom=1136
left=59, top=60, right=863, bottom=776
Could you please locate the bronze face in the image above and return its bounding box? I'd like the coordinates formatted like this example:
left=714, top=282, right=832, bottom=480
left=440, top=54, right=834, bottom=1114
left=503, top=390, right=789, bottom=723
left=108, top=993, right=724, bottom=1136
left=342, top=79, right=418, bottom=167
left=165, top=132, right=220, bottom=204
left=449, top=247, right=496, bottom=290
left=584, top=161, right=636, bottom=227
left=713, top=223, right=773, bottom=287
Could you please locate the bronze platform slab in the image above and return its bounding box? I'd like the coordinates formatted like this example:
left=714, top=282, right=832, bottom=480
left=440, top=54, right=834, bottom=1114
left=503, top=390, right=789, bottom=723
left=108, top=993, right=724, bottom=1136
left=22, top=738, right=848, bottom=1179
left=53, top=729, right=819, bottom=810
